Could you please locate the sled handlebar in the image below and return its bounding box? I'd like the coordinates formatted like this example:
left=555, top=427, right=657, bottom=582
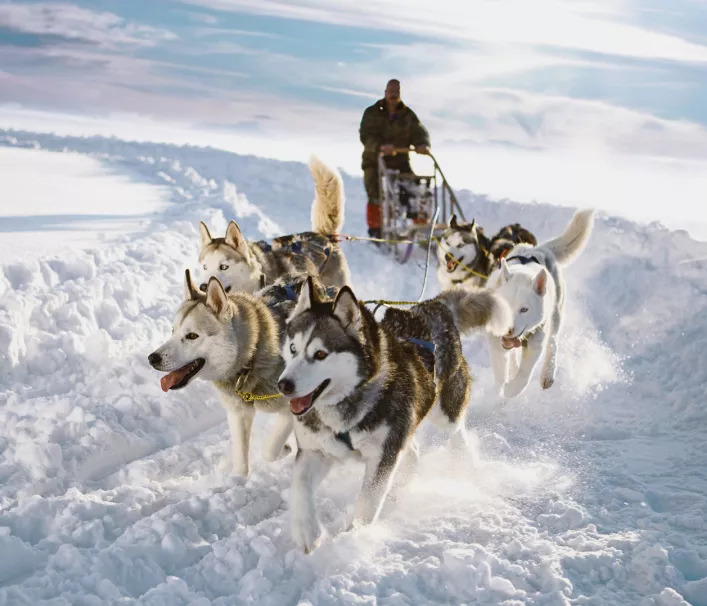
left=379, top=146, right=428, bottom=156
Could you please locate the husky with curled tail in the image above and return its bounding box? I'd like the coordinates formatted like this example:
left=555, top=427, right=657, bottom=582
left=276, top=277, right=511, bottom=553
left=197, top=155, right=350, bottom=294
left=487, top=209, right=595, bottom=398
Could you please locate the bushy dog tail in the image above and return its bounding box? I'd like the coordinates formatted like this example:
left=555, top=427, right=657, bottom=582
left=309, top=155, right=345, bottom=235
left=544, top=209, right=595, bottom=265
left=437, top=287, right=512, bottom=336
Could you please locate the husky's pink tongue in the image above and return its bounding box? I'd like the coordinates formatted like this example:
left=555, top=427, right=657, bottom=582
left=501, top=336, right=522, bottom=350
left=290, top=393, right=313, bottom=415
left=160, top=365, right=193, bottom=392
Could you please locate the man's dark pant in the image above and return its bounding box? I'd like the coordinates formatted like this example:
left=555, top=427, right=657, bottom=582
left=363, top=154, right=412, bottom=233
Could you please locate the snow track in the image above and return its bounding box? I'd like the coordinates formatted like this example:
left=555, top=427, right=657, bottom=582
left=1, top=131, right=706, bottom=604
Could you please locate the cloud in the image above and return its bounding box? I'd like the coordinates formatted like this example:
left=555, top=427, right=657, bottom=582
left=191, top=26, right=282, bottom=39
left=173, top=0, right=707, bottom=63
left=0, top=2, right=176, bottom=48
left=181, top=9, right=220, bottom=25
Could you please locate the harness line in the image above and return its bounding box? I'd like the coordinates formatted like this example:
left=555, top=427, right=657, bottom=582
left=417, top=206, right=440, bottom=302
left=334, top=232, right=490, bottom=281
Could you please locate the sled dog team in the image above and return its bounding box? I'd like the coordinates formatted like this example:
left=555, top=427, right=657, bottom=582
left=149, top=157, right=594, bottom=553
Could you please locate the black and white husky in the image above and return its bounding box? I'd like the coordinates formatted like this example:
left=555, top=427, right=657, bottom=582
left=197, top=156, right=350, bottom=294
left=277, top=277, right=512, bottom=552
left=436, top=215, right=537, bottom=289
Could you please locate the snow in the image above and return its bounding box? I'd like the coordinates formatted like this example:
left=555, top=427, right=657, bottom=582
left=0, top=146, right=170, bottom=261
left=1, top=130, right=706, bottom=605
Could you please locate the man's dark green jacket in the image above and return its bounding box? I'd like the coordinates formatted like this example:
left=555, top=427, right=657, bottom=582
left=359, top=99, right=430, bottom=169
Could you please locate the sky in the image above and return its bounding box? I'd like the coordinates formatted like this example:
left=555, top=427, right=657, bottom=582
left=1, top=0, right=707, bottom=238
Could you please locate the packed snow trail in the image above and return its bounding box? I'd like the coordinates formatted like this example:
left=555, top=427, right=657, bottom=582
left=0, top=131, right=706, bottom=605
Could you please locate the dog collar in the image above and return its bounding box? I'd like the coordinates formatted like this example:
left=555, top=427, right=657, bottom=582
left=234, top=369, right=280, bottom=402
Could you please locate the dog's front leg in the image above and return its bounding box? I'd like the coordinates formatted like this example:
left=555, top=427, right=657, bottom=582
left=502, top=331, right=545, bottom=399
left=262, top=410, right=293, bottom=462
left=540, top=309, right=561, bottom=389
left=487, top=335, right=510, bottom=388
left=226, top=404, right=255, bottom=476
left=353, top=450, right=401, bottom=527
left=508, top=346, right=521, bottom=379
left=290, top=449, right=332, bottom=554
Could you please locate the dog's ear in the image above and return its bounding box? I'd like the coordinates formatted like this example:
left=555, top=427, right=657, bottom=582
left=184, top=269, right=201, bottom=301
left=332, top=286, right=363, bottom=338
left=205, top=277, right=229, bottom=316
left=199, top=222, right=212, bottom=249
left=224, top=221, right=250, bottom=257
left=290, top=275, right=315, bottom=319
left=500, top=258, right=512, bottom=283
left=534, top=268, right=547, bottom=296
left=468, top=218, right=477, bottom=235
left=449, top=214, right=459, bottom=229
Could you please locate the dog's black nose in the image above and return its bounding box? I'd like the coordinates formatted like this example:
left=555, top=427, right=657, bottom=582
left=148, top=352, right=161, bottom=367
left=224, top=286, right=232, bottom=293
left=199, top=283, right=207, bottom=292
left=278, top=378, right=295, bottom=396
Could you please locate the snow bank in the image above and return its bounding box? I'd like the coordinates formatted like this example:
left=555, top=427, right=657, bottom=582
left=1, top=131, right=706, bottom=605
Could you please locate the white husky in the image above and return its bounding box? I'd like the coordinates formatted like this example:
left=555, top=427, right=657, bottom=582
left=487, top=209, right=594, bottom=398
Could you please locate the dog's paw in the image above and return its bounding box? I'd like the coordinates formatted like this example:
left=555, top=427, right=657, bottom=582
left=232, top=464, right=249, bottom=477
left=262, top=443, right=292, bottom=463
left=291, top=515, right=323, bottom=554
left=222, top=459, right=248, bottom=477
left=502, top=379, right=526, bottom=399
left=541, top=362, right=556, bottom=390
left=217, top=457, right=231, bottom=474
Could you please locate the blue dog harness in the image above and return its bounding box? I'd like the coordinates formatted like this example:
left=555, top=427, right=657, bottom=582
left=505, top=254, right=541, bottom=266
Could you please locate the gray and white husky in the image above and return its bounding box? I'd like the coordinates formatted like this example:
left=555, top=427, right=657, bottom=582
left=148, top=271, right=333, bottom=476
left=487, top=209, right=594, bottom=398
left=436, top=216, right=537, bottom=289
left=277, top=277, right=511, bottom=553
left=197, top=156, right=350, bottom=294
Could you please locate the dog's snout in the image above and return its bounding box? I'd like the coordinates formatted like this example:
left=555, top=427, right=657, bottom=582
left=199, top=283, right=207, bottom=293
left=148, top=352, right=162, bottom=367
left=278, top=378, right=295, bottom=396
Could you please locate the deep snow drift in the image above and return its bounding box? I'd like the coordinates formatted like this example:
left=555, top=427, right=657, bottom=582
left=1, top=130, right=706, bottom=605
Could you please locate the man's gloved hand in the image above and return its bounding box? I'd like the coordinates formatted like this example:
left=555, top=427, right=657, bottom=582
left=415, top=144, right=429, bottom=155
left=380, top=144, right=395, bottom=155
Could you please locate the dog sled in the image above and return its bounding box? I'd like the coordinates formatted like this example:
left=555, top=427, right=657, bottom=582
left=378, top=147, right=465, bottom=262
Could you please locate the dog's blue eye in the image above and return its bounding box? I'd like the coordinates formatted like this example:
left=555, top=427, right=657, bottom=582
left=186, top=332, right=199, bottom=340
left=289, top=343, right=296, bottom=355
left=219, top=264, right=229, bottom=271
left=520, top=307, right=528, bottom=313
left=313, top=350, right=328, bottom=361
